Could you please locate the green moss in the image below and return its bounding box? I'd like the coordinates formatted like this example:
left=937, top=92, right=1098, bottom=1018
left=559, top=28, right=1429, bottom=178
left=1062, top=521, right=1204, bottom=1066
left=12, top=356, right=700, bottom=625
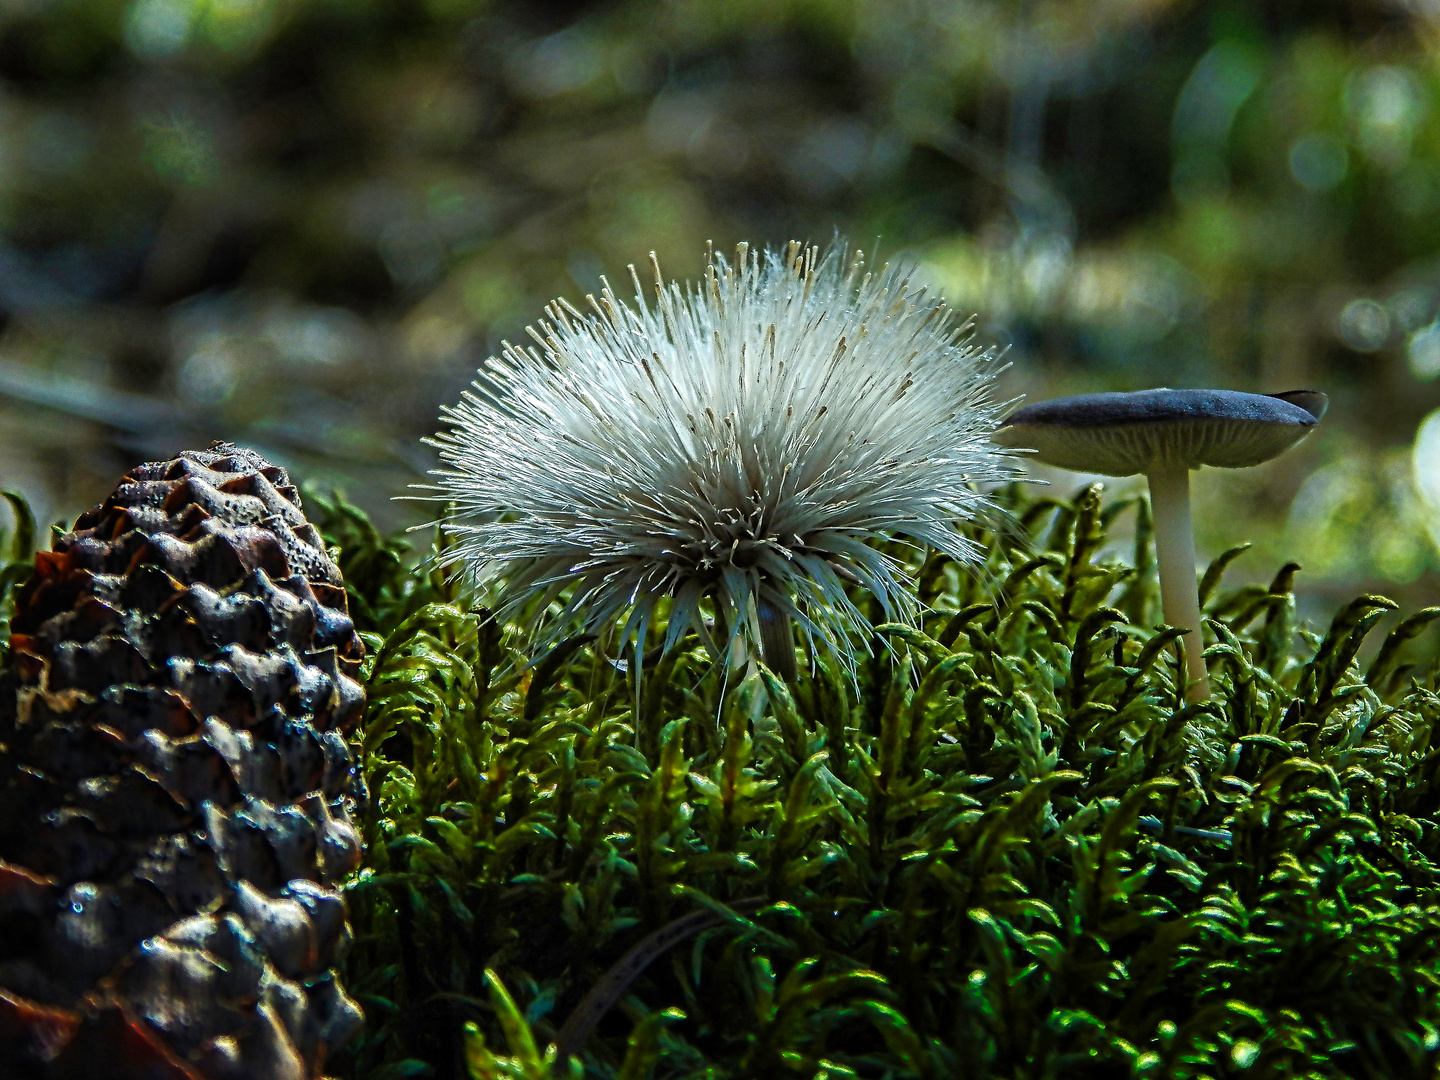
left=316, top=484, right=1440, bottom=1080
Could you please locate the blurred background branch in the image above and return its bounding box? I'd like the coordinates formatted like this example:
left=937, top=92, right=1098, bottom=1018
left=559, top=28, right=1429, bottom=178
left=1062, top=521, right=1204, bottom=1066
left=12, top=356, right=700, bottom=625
left=1, top=0, right=1439, bottom=613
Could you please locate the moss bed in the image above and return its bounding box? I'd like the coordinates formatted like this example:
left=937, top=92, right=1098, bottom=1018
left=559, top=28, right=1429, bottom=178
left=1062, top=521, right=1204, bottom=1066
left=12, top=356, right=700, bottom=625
left=313, top=483, right=1440, bottom=1080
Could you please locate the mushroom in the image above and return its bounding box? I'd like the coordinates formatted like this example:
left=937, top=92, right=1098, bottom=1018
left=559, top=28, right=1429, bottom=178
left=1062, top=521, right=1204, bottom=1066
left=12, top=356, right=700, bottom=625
left=993, top=388, right=1326, bottom=704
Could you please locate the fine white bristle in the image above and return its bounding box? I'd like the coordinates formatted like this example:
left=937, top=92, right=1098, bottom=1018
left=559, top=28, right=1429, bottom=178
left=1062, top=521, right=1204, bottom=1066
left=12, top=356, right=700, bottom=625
left=426, top=241, right=1017, bottom=678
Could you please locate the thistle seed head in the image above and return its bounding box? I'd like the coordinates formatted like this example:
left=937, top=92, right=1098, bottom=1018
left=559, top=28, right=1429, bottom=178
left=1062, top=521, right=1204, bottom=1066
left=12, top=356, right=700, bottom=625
left=427, top=241, right=1017, bottom=677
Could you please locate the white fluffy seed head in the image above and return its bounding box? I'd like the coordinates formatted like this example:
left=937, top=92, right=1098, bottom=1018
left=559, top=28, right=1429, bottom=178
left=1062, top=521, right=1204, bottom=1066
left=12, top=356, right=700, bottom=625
left=426, top=241, right=1018, bottom=677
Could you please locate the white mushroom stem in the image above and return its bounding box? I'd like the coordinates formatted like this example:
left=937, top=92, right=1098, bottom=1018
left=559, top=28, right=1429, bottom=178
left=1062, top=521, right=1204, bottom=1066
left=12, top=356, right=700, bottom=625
left=1145, top=463, right=1211, bottom=704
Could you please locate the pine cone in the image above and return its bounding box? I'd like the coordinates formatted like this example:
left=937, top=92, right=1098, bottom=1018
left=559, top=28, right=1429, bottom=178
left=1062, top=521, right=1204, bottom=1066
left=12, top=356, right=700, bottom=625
left=0, top=443, right=366, bottom=1079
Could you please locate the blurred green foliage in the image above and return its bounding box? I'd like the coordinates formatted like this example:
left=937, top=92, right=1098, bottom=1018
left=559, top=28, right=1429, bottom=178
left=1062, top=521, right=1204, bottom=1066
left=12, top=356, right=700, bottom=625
left=317, top=483, right=1440, bottom=1079
left=2, top=0, right=1440, bottom=600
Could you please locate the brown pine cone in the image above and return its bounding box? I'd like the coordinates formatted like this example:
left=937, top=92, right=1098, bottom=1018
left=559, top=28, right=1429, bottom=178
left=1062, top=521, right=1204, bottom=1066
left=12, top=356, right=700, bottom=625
left=0, top=443, right=366, bottom=1079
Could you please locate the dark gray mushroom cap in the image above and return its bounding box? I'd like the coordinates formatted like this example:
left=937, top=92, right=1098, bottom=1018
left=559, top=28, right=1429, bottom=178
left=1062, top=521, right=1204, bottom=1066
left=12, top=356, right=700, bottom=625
left=993, top=388, right=1324, bottom=476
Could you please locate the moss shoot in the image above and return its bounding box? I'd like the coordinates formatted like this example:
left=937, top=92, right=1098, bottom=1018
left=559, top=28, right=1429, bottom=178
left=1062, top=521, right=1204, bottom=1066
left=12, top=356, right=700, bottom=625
left=306, top=483, right=1440, bottom=1080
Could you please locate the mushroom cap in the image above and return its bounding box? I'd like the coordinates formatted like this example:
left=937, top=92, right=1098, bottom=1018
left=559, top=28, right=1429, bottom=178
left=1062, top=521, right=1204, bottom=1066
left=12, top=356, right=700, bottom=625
left=993, top=388, right=1323, bottom=476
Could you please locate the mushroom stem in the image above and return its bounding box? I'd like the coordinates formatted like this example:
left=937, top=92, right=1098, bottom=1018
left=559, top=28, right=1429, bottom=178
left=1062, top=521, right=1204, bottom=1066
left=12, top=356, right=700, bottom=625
left=1145, top=463, right=1211, bottom=704
left=757, top=598, right=798, bottom=682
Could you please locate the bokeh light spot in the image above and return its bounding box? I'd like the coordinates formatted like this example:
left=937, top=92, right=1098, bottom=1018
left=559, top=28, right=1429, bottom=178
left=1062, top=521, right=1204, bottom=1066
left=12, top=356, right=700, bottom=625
left=1412, top=408, right=1440, bottom=554
left=507, top=28, right=605, bottom=98
left=1337, top=298, right=1391, bottom=352
left=1346, top=64, right=1426, bottom=170
left=179, top=341, right=237, bottom=404
left=1409, top=326, right=1440, bottom=380
left=141, top=112, right=219, bottom=187
left=1414, top=408, right=1440, bottom=506
left=1288, top=132, right=1348, bottom=192
left=125, top=0, right=194, bottom=59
